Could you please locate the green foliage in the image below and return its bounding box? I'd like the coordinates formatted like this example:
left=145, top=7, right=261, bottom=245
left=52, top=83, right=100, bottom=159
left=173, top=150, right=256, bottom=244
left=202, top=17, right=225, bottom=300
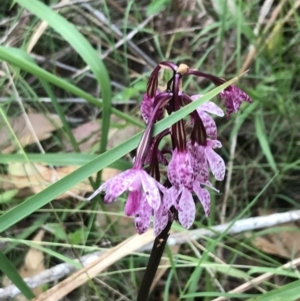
left=146, top=0, right=172, bottom=16
left=0, top=251, right=35, bottom=299
left=0, top=0, right=299, bottom=300
left=0, top=80, right=234, bottom=232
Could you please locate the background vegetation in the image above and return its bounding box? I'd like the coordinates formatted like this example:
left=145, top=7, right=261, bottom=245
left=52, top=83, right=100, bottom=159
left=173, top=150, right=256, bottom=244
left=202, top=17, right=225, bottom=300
left=0, top=0, right=300, bottom=300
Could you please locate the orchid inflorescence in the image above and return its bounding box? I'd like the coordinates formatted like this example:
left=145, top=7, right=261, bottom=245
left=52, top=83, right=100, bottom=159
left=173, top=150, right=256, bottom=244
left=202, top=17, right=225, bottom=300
left=88, top=62, right=252, bottom=236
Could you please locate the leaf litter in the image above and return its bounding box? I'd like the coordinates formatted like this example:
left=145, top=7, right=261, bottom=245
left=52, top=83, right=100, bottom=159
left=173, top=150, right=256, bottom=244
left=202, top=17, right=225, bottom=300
left=250, top=208, right=300, bottom=259
left=1, top=113, right=139, bottom=199
left=0, top=113, right=62, bottom=153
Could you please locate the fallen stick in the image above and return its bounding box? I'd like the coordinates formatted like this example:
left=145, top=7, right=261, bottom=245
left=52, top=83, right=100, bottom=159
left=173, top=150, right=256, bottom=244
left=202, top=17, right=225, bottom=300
left=1, top=210, right=300, bottom=300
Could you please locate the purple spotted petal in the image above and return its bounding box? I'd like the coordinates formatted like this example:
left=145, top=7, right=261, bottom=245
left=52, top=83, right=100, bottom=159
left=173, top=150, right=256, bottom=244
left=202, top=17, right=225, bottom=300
left=164, top=186, right=179, bottom=209
left=190, top=96, right=224, bottom=139
left=190, top=94, right=203, bottom=102
left=128, top=172, right=142, bottom=191
left=87, top=169, right=135, bottom=203
left=199, top=111, right=218, bottom=139
left=207, top=139, right=222, bottom=149
left=168, top=149, right=194, bottom=190
left=134, top=196, right=152, bottom=234
left=188, top=142, right=209, bottom=182
left=219, top=86, right=252, bottom=118
left=141, top=93, right=153, bottom=124
left=88, top=167, right=165, bottom=215
left=140, top=170, right=161, bottom=210
left=193, top=183, right=211, bottom=217
left=104, top=170, right=135, bottom=202
left=176, top=188, right=195, bottom=229
left=198, top=101, right=224, bottom=117
left=141, top=91, right=164, bottom=124
left=124, top=189, right=142, bottom=216
left=204, top=146, right=225, bottom=181
left=86, top=182, right=107, bottom=201
left=154, top=204, right=169, bottom=236
left=191, top=95, right=224, bottom=117
left=201, top=180, right=219, bottom=193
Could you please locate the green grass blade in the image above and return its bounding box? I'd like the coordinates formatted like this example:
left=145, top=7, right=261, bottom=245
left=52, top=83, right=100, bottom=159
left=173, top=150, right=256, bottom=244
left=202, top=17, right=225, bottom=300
left=247, top=280, right=300, bottom=301
left=0, top=154, right=132, bottom=168
left=15, top=0, right=112, bottom=154
left=183, top=292, right=257, bottom=298
left=3, top=214, right=50, bottom=254
left=41, top=80, right=80, bottom=152
left=0, top=251, right=35, bottom=299
left=0, top=190, right=19, bottom=204
left=0, top=46, right=144, bottom=128
left=0, top=78, right=237, bottom=233
left=255, top=112, right=277, bottom=173
left=3, top=47, right=78, bottom=151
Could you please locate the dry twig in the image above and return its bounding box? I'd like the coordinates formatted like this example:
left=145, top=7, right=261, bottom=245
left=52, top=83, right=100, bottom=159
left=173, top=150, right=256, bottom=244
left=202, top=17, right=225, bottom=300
left=1, top=210, right=300, bottom=299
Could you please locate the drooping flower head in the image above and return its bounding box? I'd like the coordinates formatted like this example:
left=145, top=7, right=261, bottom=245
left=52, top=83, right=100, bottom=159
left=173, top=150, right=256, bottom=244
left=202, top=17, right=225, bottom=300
left=88, top=61, right=252, bottom=236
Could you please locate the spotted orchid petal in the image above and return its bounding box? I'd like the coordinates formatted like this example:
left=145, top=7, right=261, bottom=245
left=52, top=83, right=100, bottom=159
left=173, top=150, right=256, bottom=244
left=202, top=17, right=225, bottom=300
left=168, top=149, right=194, bottom=190
left=124, top=189, right=142, bottom=216
left=154, top=204, right=169, bottom=236
left=140, top=171, right=162, bottom=211
left=198, top=101, right=224, bottom=117
left=188, top=142, right=209, bottom=182
left=88, top=167, right=164, bottom=216
left=191, top=95, right=224, bottom=117
left=87, top=169, right=135, bottom=203
left=141, top=91, right=164, bottom=124
left=134, top=196, right=152, bottom=234
left=176, top=187, right=195, bottom=229
left=193, top=183, right=211, bottom=217
left=190, top=96, right=224, bottom=139
left=219, top=85, right=252, bottom=118
left=204, top=145, right=225, bottom=181
left=164, top=186, right=178, bottom=209
left=198, top=111, right=218, bottom=139
left=141, top=93, right=154, bottom=124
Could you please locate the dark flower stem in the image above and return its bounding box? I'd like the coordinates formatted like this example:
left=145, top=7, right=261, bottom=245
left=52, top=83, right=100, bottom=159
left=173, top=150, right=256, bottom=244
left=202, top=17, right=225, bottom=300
left=137, top=221, right=173, bottom=301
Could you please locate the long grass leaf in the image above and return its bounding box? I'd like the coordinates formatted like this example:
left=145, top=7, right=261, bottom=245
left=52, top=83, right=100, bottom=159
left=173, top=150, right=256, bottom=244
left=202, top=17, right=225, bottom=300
left=0, top=78, right=237, bottom=233
left=255, top=112, right=277, bottom=173
left=0, top=46, right=143, bottom=128
left=0, top=251, right=35, bottom=299
left=0, top=154, right=131, bottom=168
left=15, top=0, right=111, bottom=154
left=247, top=279, right=300, bottom=301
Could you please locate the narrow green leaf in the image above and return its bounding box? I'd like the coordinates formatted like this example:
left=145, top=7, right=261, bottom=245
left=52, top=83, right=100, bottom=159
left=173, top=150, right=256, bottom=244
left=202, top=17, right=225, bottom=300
left=248, top=267, right=299, bottom=278
left=255, top=112, right=277, bottom=173
left=182, top=292, right=257, bottom=298
left=0, top=47, right=144, bottom=128
left=247, top=280, right=300, bottom=301
left=19, top=241, right=81, bottom=268
left=0, top=190, right=18, bottom=204
left=230, top=101, right=259, bottom=139
left=0, top=77, right=238, bottom=233
left=15, top=0, right=112, bottom=153
left=7, top=48, right=79, bottom=151
left=3, top=215, right=50, bottom=254
left=0, top=251, right=35, bottom=299
left=41, top=80, right=80, bottom=152
left=146, top=0, right=172, bottom=16
left=0, top=154, right=132, bottom=169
